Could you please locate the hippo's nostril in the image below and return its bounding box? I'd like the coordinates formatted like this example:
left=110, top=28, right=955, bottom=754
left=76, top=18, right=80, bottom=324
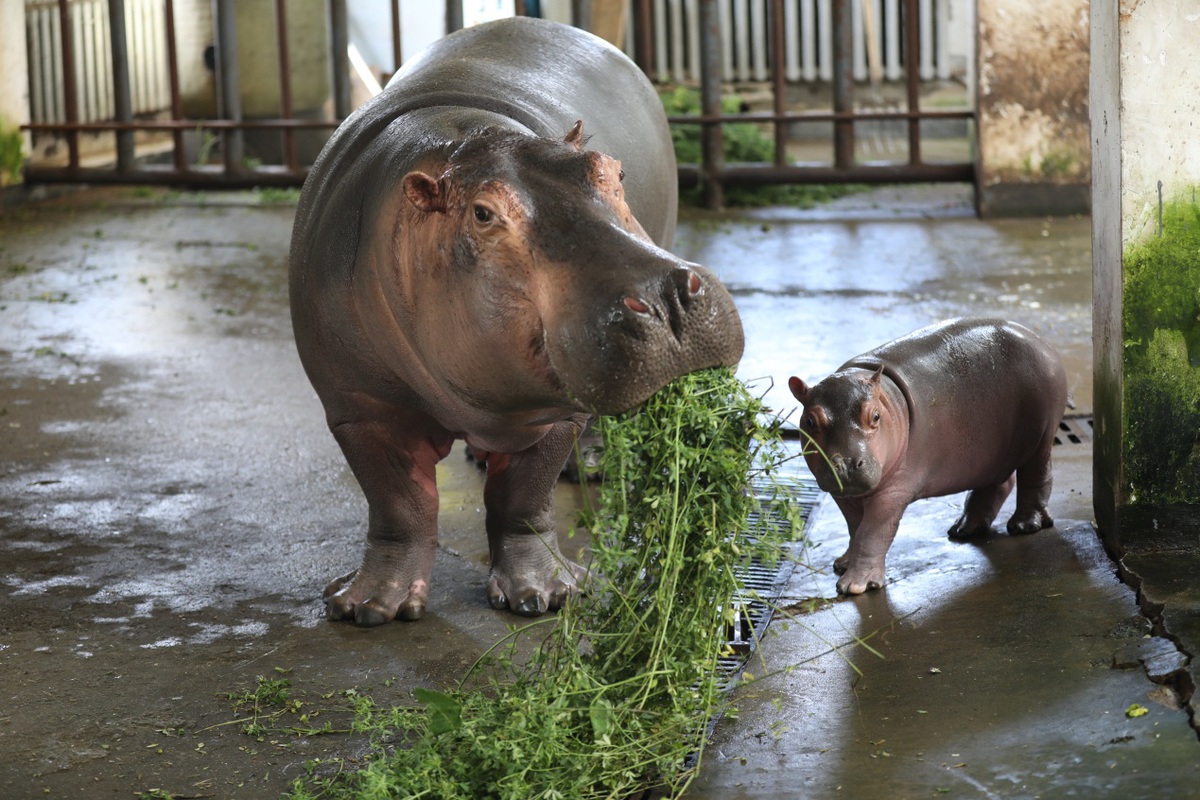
left=623, top=296, right=652, bottom=314
left=671, top=268, right=700, bottom=309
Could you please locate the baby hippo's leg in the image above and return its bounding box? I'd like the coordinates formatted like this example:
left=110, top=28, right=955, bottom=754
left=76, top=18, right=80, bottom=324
left=831, top=497, right=865, bottom=575
left=947, top=474, right=1015, bottom=539
left=1007, top=439, right=1056, bottom=535
left=836, top=502, right=903, bottom=595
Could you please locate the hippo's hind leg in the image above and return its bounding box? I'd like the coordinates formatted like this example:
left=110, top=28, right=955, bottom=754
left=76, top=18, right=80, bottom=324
left=324, top=409, right=454, bottom=625
left=948, top=474, right=1015, bottom=539
left=1007, top=436, right=1056, bottom=535
left=482, top=415, right=589, bottom=616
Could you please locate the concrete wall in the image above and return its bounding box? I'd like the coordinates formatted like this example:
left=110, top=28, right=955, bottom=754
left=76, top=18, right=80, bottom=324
left=977, top=0, right=1091, bottom=216
left=0, top=0, right=30, bottom=184
left=1092, top=0, right=1200, bottom=543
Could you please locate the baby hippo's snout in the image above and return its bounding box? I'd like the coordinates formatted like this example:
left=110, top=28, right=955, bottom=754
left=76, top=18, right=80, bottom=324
left=821, top=449, right=881, bottom=497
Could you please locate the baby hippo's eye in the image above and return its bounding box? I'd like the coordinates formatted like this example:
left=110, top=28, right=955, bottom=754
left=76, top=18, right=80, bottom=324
left=804, top=415, right=816, bottom=429
left=872, top=411, right=881, bottom=424
left=473, top=204, right=493, bottom=223
left=618, top=169, right=625, bottom=182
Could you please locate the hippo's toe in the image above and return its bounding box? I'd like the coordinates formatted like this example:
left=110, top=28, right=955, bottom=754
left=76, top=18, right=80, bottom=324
left=836, top=561, right=887, bottom=595
left=323, top=569, right=431, bottom=625
left=1007, top=507, right=1054, bottom=536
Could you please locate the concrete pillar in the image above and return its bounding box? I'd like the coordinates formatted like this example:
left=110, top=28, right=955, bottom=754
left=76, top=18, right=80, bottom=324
left=976, top=0, right=1090, bottom=217
left=1092, top=1, right=1200, bottom=545
left=0, top=0, right=30, bottom=187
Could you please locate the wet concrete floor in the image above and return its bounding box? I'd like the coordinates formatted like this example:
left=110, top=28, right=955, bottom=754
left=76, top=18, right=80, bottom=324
left=0, top=185, right=1196, bottom=798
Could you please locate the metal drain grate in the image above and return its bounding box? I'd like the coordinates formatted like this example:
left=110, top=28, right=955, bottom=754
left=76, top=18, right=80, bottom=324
left=715, top=442, right=821, bottom=687
left=1054, top=414, right=1094, bottom=446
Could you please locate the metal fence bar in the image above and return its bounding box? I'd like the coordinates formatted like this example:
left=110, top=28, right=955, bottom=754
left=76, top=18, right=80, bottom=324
left=275, top=0, right=297, bottom=171
left=698, top=0, right=723, bottom=208
left=107, top=0, right=134, bottom=171
left=20, top=0, right=974, bottom=196
left=212, top=0, right=244, bottom=176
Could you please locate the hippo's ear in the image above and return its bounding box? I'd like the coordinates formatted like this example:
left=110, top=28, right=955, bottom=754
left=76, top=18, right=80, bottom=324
left=788, top=376, right=809, bottom=403
left=563, top=120, right=585, bottom=151
left=868, top=364, right=885, bottom=386
left=403, top=171, right=447, bottom=214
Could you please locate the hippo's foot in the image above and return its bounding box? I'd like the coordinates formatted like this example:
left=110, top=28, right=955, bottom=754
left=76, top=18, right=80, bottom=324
left=323, top=549, right=436, bottom=625
left=946, top=513, right=996, bottom=540
left=1006, top=507, right=1054, bottom=536
left=485, top=530, right=586, bottom=616
left=833, top=550, right=852, bottom=575
left=836, top=561, right=887, bottom=595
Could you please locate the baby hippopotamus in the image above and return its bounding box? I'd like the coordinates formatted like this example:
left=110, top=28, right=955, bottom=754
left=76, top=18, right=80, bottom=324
left=788, top=317, right=1068, bottom=595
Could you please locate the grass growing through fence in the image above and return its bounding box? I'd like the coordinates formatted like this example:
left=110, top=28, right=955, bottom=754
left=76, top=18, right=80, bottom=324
left=662, top=86, right=865, bottom=209
left=283, top=367, right=803, bottom=799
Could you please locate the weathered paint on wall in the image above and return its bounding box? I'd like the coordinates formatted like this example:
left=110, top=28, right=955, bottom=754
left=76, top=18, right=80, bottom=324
left=1092, top=0, right=1200, bottom=541
left=1117, top=0, right=1200, bottom=243
left=978, top=0, right=1091, bottom=216
left=1091, top=0, right=1122, bottom=546
left=0, top=0, right=30, bottom=138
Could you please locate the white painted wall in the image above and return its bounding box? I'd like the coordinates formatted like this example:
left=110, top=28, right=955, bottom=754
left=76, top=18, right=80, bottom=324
left=0, top=0, right=30, bottom=143
left=1117, top=1, right=1200, bottom=244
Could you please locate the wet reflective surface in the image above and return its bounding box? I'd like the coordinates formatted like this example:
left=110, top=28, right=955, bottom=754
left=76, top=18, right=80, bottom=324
left=1, top=186, right=1195, bottom=799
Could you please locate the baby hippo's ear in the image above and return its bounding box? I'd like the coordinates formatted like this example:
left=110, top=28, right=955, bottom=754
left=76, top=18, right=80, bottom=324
left=788, top=376, right=810, bottom=403
left=868, top=364, right=885, bottom=386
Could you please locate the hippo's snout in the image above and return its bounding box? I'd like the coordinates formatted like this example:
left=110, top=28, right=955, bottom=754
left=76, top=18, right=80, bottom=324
left=622, top=266, right=703, bottom=341
left=819, top=451, right=881, bottom=497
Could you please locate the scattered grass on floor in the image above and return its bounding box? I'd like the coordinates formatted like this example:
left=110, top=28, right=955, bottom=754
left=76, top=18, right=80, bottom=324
left=264, top=367, right=804, bottom=799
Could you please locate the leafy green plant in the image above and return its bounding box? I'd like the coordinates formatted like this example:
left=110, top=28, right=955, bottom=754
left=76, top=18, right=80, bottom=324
left=283, top=367, right=803, bottom=799
left=662, top=86, right=864, bottom=208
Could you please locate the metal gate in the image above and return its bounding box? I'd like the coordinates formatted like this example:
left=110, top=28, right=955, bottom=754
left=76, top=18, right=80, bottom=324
left=20, top=0, right=975, bottom=200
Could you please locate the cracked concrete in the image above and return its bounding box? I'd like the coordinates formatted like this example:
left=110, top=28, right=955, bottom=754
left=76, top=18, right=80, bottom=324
left=2, top=184, right=1198, bottom=798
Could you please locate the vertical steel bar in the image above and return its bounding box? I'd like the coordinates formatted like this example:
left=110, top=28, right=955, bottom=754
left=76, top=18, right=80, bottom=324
left=771, top=0, right=786, bottom=167
left=213, top=0, right=245, bottom=174
left=391, top=0, right=402, bottom=73
left=698, top=0, right=723, bottom=208
left=108, top=0, right=135, bottom=171
left=163, top=0, right=186, bottom=171
left=274, top=0, right=296, bottom=170
left=904, top=0, right=921, bottom=164
left=514, top=0, right=526, bottom=16
left=57, top=0, right=80, bottom=169
left=572, top=0, right=592, bottom=31
left=328, top=0, right=351, bottom=119
left=445, top=0, right=463, bottom=34
left=831, top=0, right=854, bottom=169
left=634, top=0, right=653, bottom=78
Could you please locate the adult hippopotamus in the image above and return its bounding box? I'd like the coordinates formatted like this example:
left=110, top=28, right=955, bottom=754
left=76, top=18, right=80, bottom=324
left=289, top=17, right=744, bottom=624
left=787, top=318, right=1067, bottom=595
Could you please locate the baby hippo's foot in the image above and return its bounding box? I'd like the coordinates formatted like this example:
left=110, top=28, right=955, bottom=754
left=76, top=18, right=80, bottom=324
left=324, top=542, right=437, bottom=625
left=947, top=513, right=996, bottom=539
left=836, top=559, right=887, bottom=595
left=833, top=550, right=852, bottom=575
left=486, top=530, right=585, bottom=616
left=1007, top=506, right=1054, bottom=536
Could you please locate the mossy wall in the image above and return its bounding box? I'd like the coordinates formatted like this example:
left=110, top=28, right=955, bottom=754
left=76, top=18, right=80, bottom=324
left=1122, top=193, right=1200, bottom=504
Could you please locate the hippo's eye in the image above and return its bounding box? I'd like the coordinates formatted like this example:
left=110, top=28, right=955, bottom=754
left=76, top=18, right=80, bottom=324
left=618, top=169, right=625, bottom=182
left=804, top=415, right=816, bottom=429
left=872, top=411, right=881, bottom=424
left=473, top=204, right=493, bottom=224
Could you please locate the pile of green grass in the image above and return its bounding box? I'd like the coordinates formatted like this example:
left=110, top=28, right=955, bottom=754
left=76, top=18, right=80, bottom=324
left=287, top=367, right=802, bottom=799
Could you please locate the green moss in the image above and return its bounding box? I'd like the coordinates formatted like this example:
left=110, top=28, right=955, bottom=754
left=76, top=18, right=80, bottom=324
left=0, top=123, right=23, bottom=187
left=1122, top=191, right=1200, bottom=504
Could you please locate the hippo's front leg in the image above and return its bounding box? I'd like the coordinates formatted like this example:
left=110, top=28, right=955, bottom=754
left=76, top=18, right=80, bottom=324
left=324, top=410, right=455, bottom=625
left=836, top=496, right=906, bottom=595
left=482, top=416, right=589, bottom=616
